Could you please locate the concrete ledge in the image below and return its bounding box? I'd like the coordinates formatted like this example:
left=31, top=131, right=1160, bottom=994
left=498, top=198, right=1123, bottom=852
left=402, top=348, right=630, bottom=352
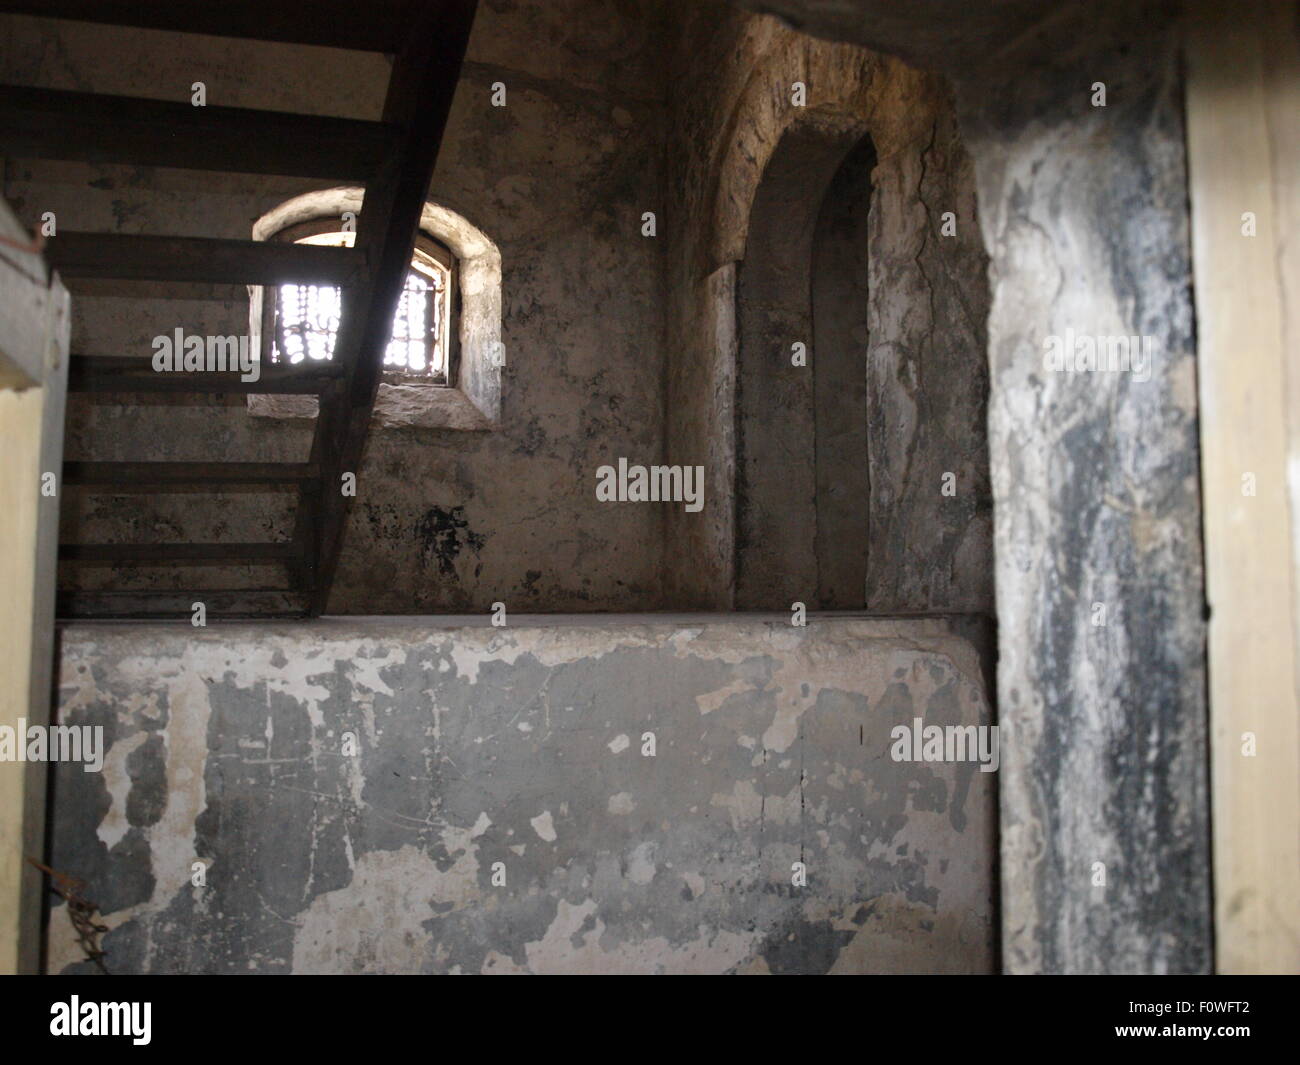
left=48, top=614, right=996, bottom=973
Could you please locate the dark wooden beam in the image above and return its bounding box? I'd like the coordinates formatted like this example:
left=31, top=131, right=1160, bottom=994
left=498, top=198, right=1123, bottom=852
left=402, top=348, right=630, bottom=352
left=0, top=85, right=399, bottom=180
left=63, top=462, right=319, bottom=487
left=60, top=542, right=297, bottom=563
left=287, top=478, right=322, bottom=600
left=69, top=355, right=341, bottom=394
left=0, top=1, right=417, bottom=52
left=298, top=0, right=478, bottom=614
left=47, top=232, right=363, bottom=286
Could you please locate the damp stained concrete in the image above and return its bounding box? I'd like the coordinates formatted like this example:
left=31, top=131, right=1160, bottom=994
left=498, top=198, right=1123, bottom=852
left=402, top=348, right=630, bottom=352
left=49, top=616, right=996, bottom=974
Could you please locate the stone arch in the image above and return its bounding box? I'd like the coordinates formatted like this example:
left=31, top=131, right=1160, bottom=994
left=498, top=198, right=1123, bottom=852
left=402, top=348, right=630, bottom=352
left=706, top=41, right=944, bottom=271
left=250, top=188, right=503, bottom=430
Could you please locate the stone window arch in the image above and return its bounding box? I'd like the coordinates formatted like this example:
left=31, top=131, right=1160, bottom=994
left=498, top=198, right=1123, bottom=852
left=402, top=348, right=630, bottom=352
left=249, top=187, right=503, bottom=430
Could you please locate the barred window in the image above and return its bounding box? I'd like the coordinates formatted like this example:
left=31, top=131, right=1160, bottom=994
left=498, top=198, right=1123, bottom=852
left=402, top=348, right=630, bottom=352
left=265, top=222, right=455, bottom=383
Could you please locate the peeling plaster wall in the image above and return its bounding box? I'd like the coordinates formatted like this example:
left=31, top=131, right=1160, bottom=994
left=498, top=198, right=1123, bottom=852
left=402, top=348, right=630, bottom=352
left=49, top=616, right=996, bottom=974
left=0, top=0, right=671, bottom=612
left=664, top=6, right=993, bottom=613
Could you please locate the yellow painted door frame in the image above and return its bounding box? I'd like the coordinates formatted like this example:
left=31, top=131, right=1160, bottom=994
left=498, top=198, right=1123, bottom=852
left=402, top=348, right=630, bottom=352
left=1185, top=0, right=1300, bottom=975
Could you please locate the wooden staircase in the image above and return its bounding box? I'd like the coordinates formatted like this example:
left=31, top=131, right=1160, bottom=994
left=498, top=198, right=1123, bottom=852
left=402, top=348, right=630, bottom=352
left=0, top=0, right=477, bottom=619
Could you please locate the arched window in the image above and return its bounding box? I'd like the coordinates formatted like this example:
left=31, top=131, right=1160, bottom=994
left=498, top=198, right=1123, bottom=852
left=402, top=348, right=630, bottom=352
left=262, top=219, right=457, bottom=384
left=250, top=189, right=502, bottom=431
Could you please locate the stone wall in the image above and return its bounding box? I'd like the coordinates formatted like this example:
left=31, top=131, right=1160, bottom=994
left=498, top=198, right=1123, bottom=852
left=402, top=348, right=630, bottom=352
left=0, top=0, right=671, bottom=613
left=49, top=616, right=996, bottom=974
left=4, top=2, right=996, bottom=619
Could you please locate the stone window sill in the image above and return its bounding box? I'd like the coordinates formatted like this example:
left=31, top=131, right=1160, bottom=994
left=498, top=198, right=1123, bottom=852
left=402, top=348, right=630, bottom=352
left=248, top=381, right=496, bottom=431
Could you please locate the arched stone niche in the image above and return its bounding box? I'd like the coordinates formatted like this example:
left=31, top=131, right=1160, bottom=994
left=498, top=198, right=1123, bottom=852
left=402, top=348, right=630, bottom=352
left=733, top=117, right=875, bottom=609
left=711, top=43, right=993, bottom=612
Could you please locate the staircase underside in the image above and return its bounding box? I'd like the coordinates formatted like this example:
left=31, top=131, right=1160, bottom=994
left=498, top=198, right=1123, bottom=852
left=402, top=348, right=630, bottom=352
left=1, top=0, right=479, bottom=618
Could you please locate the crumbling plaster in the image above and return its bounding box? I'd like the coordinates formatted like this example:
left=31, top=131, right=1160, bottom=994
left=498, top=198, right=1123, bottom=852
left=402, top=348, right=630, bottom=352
left=49, top=616, right=996, bottom=974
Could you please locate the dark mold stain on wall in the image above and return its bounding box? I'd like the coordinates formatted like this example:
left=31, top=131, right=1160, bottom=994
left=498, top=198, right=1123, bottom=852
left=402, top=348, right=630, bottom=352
left=413, top=506, right=488, bottom=578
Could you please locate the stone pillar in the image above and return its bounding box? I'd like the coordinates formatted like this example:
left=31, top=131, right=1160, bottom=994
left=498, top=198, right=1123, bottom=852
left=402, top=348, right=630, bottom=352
left=955, top=7, right=1212, bottom=972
